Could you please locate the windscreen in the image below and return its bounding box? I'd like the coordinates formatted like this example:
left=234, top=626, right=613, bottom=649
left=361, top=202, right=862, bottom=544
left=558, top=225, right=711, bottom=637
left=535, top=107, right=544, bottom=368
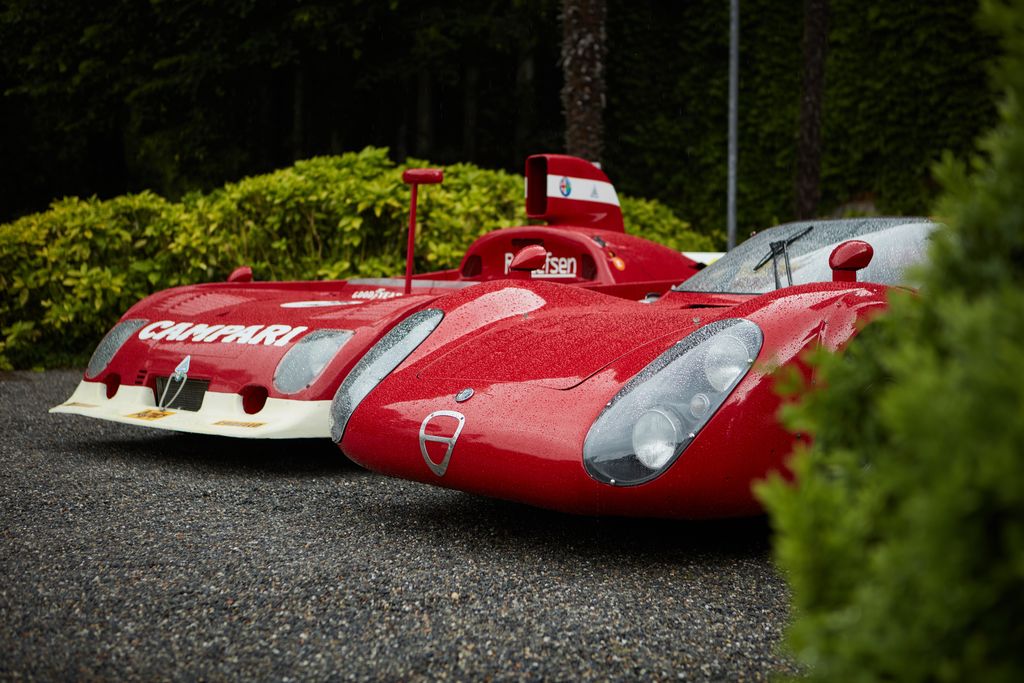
left=677, top=218, right=936, bottom=294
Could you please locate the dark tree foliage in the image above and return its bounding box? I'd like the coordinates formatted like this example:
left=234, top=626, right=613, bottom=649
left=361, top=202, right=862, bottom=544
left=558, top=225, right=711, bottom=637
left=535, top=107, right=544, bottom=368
left=560, top=0, right=607, bottom=162
left=0, top=0, right=562, bottom=220
left=0, top=0, right=999, bottom=241
left=795, top=0, right=829, bottom=219
left=603, top=0, right=994, bottom=238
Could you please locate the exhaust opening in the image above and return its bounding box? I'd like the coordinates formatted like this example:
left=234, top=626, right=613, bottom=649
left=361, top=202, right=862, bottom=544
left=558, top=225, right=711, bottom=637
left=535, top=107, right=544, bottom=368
left=241, top=385, right=269, bottom=415
left=103, top=373, right=121, bottom=399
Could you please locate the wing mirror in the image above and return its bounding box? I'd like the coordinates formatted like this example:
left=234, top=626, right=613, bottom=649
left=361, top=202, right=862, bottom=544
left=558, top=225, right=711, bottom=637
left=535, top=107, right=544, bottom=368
left=829, top=240, right=873, bottom=282
left=401, top=168, right=444, bottom=185
left=227, top=265, right=253, bottom=283
left=508, top=244, right=548, bottom=276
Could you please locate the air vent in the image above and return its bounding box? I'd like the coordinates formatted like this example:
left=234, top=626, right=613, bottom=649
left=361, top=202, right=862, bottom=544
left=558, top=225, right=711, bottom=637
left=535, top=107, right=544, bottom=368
left=461, top=255, right=482, bottom=277
left=162, top=291, right=250, bottom=317
left=154, top=377, right=210, bottom=411
left=581, top=254, right=597, bottom=280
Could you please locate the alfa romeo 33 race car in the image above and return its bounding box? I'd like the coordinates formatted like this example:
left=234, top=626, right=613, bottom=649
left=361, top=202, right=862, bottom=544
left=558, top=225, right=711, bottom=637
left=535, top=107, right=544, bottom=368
left=333, top=217, right=935, bottom=518
left=51, top=155, right=704, bottom=438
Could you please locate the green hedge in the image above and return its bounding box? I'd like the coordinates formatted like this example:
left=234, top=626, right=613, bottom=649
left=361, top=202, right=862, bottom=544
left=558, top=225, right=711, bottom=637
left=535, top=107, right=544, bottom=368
left=757, top=1, right=1024, bottom=679
left=606, top=0, right=996, bottom=236
left=0, top=146, right=712, bottom=370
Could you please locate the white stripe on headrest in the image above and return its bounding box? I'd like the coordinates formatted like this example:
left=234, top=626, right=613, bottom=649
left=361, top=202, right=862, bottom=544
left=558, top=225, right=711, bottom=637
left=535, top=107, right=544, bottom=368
left=543, top=175, right=620, bottom=207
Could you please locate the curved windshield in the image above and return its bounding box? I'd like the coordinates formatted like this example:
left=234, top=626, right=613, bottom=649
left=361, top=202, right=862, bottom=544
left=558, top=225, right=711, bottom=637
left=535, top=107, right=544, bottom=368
left=677, top=218, right=936, bottom=294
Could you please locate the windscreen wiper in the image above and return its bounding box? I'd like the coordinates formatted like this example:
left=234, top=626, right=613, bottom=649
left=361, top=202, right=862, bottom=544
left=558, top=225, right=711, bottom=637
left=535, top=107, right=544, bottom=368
left=753, top=225, right=814, bottom=289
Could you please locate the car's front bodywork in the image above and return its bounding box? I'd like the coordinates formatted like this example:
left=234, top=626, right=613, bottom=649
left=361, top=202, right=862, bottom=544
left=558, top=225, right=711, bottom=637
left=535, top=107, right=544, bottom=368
left=51, top=279, right=457, bottom=437
left=335, top=218, right=935, bottom=517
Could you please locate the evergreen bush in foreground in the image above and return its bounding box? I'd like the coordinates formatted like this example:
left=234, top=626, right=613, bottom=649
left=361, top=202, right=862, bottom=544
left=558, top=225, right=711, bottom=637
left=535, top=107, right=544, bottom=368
left=758, top=1, right=1024, bottom=679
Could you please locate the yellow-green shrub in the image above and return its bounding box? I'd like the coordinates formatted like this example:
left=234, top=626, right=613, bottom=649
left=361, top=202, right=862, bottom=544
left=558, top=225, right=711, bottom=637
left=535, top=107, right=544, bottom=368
left=0, top=147, right=712, bottom=369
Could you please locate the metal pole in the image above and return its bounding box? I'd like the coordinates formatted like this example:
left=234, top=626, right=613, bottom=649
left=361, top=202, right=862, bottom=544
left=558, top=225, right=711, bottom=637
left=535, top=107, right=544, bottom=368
left=727, top=0, right=739, bottom=250
left=405, top=183, right=418, bottom=295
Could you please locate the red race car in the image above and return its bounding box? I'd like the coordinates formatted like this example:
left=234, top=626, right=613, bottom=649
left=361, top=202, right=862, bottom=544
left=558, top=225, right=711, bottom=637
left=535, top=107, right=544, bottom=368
left=334, top=218, right=935, bottom=518
left=51, top=155, right=703, bottom=438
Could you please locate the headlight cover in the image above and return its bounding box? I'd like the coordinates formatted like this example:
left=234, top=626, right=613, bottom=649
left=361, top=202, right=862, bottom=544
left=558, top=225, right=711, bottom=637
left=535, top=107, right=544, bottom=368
left=583, top=318, right=763, bottom=486
left=330, top=308, right=444, bottom=443
left=273, top=329, right=354, bottom=394
left=86, top=319, right=148, bottom=379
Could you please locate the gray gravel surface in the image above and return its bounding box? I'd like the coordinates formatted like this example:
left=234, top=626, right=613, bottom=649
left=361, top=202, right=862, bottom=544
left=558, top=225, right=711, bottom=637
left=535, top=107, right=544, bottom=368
left=1, top=370, right=797, bottom=681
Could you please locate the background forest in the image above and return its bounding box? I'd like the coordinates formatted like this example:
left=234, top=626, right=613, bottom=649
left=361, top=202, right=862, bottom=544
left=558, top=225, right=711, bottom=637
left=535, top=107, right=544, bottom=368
left=0, top=0, right=997, bottom=238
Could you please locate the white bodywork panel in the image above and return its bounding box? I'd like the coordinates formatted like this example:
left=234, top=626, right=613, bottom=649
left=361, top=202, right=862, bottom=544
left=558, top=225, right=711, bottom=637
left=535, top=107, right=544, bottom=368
left=50, top=381, right=332, bottom=439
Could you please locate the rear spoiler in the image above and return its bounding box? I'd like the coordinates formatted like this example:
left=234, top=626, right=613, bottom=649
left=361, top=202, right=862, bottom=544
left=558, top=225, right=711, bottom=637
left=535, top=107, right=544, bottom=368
left=525, top=154, right=624, bottom=232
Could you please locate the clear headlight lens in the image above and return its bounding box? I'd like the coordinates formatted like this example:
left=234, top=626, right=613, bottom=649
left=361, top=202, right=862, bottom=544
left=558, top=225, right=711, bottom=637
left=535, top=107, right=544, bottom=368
left=273, top=329, right=354, bottom=394
left=330, top=308, right=444, bottom=443
left=86, top=319, right=148, bottom=379
left=632, top=407, right=684, bottom=469
left=704, top=333, right=750, bottom=391
left=583, top=318, right=763, bottom=486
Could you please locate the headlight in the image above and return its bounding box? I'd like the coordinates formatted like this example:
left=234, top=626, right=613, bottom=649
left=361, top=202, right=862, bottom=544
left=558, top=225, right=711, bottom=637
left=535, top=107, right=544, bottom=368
left=86, top=319, right=148, bottom=379
left=330, top=308, right=444, bottom=443
left=273, top=329, right=354, bottom=394
left=632, top=406, right=684, bottom=469
left=583, top=318, right=762, bottom=486
left=704, top=333, right=750, bottom=391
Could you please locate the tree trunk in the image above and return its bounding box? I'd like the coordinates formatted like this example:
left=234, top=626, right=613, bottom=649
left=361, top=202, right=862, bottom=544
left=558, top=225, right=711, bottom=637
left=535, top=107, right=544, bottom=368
left=560, top=0, right=607, bottom=162
left=395, top=78, right=410, bottom=163
left=415, top=69, right=433, bottom=158
left=292, top=65, right=306, bottom=161
left=795, top=0, right=829, bottom=219
left=514, top=50, right=536, bottom=167
left=462, top=64, right=480, bottom=161
left=257, top=80, right=274, bottom=169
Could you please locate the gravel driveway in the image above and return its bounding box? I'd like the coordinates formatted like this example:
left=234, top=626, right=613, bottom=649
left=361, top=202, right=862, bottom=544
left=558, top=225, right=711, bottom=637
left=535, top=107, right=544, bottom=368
left=1, top=370, right=796, bottom=681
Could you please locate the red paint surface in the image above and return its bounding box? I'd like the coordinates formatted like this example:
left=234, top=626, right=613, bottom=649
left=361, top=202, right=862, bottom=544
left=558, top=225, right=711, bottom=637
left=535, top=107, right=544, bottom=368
left=81, top=155, right=701, bottom=415
left=340, top=280, right=892, bottom=519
